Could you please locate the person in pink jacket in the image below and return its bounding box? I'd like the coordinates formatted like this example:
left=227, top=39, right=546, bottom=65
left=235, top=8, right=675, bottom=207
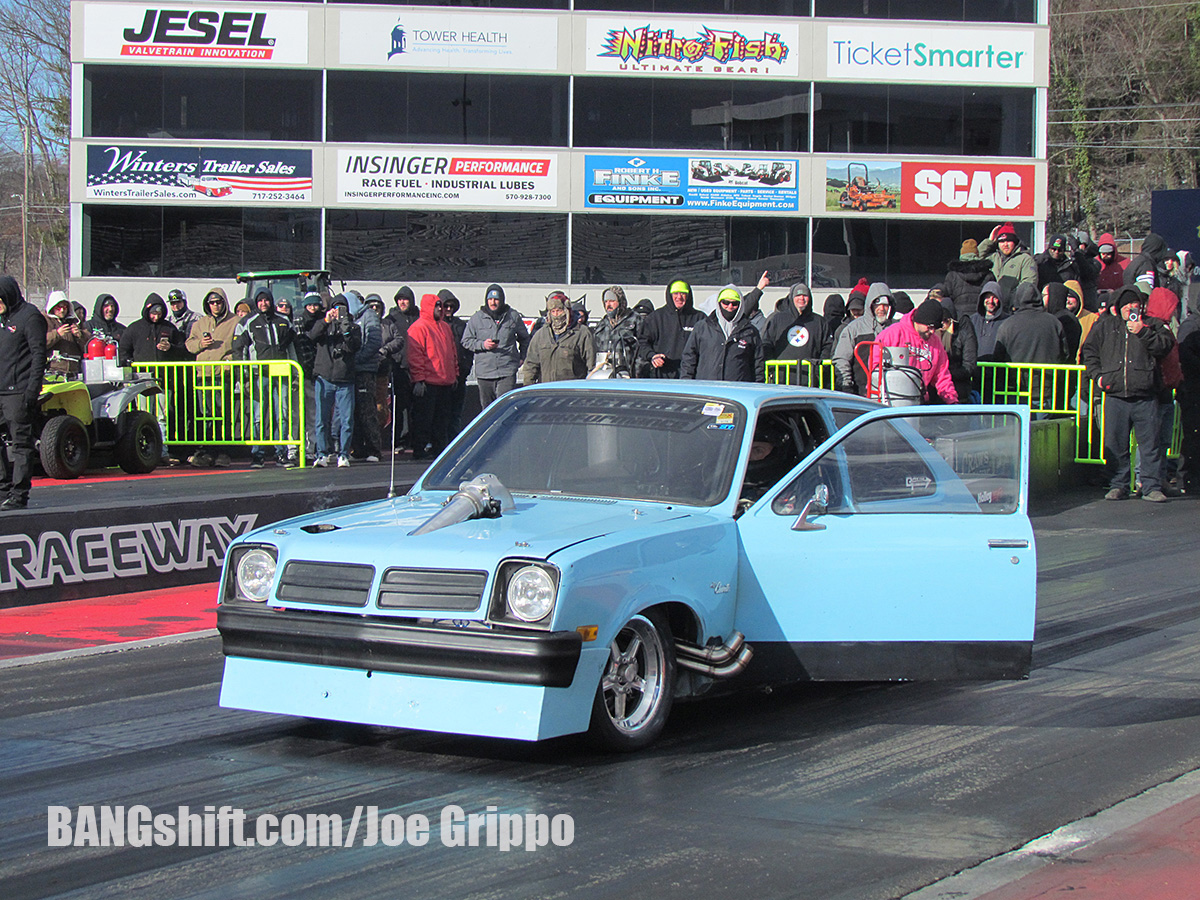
left=406, top=292, right=460, bottom=459
left=872, top=298, right=958, bottom=404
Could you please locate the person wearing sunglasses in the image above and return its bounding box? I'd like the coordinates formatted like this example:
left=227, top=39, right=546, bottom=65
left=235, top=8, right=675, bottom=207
left=680, top=286, right=764, bottom=383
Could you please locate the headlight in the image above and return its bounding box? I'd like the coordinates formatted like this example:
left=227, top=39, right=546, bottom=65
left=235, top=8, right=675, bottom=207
left=506, top=565, right=556, bottom=622
left=236, top=548, right=277, bottom=602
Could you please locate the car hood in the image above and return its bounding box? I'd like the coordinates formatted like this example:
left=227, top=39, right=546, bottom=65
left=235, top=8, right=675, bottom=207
left=246, top=494, right=696, bottom=570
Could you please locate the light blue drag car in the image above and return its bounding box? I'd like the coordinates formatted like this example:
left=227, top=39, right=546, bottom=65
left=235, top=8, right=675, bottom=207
left=217, top=382, right=1036, bottom=750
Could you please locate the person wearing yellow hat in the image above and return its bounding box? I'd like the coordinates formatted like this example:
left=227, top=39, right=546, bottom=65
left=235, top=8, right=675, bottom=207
left=679, top=286, right=764, bottom=383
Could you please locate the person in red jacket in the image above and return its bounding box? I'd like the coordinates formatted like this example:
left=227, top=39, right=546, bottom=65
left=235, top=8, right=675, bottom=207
left=406, top=293, right=460, bottom=459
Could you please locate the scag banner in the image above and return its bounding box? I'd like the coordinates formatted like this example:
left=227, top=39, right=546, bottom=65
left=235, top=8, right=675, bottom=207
left=825, top=25, right=1037, bottom=85
left=337, top=8, right=558, bottom=71
left=336, top=150, right=558, bottom=208
left=584, top=155, right=798, bottom=212
left=586, top=17, right=800, bottom=77
left=81, top=4, right=310, bottom=64
left=86, top=146, right=313, bottom=202
left=901, top=162, right=1036, bottom=216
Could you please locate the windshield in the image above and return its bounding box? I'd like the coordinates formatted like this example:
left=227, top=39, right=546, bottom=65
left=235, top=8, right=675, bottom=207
left=423, top=390, right=747, bottom=506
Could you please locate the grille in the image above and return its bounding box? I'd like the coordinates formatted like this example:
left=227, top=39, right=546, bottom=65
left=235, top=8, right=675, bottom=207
left=377, top=568, right=488, bottom=612
left=277, top=561, right=375, bottom=607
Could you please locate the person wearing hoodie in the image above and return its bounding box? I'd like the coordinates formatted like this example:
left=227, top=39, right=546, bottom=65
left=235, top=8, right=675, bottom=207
left=462, top=283, right=529, bottom=406
left=1036, top=233, right=1095, bottom=290
left=1063, top=280, right=1098, bottom=361
left=88, top=293, right=125, bottom=345
left=438, top=289, right=473, bottom=437
left=233, top=288, right=296, bottom=468
left=935, top=291, right=978, bottom=404
left=310, top=293, right=362, bottom=467
left=1125, top=233, right=1175, bottom=291
left=343, top=290, right=383, bottom=462
left=44, top=290, right=92, bottom=363
left=763, top=282, right=828, bottom=385
left=407, top=292, right=460, bottom=460
left=944, top=239, right=996, bottom=321
left=294, top=292, right=325, bottom=458
left=1175, top=287, right=1200, bottom=492
left=1043, top=283, right=1083, bottom=362
left=387, top=286, right=421, bottom=449
left=185, top=287, right=243, bottom=468
left=118, top=293, right=183, bottom=364
left=166, top=289, right=200, bottom=344
left=871, top=298, right=958, bottom=404
left=994, top=282, right=1067, bottom=366
left=590, top=285, right=642, bottom=377
left=364, top=294, right=396, bottom=453
left=521, top=290, right=595, bottom=386
left=1095, top=233, right=1128, bottom=293
left=820, top=293, right=846, bottom=344
left=977, top=222, right=1037, bottom=308
left=1143, top=286, right=1184, bottom=494
left=0, top=276, right=47, bottom=510
left=1081, top=286, right=1175, bottom=501
left=832, top=282, right=895, bottom=394
left=681, top=286, right=764, bottom=383
left=638, top=279, right=706, bottom=378
left=970, top=280, right=1010, bottom=364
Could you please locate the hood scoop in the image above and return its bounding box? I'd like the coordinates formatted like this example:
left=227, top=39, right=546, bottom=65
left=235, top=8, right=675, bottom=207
left=410, top=474, right=515, bottom=536
left=301, top=523, right=340, bottom=534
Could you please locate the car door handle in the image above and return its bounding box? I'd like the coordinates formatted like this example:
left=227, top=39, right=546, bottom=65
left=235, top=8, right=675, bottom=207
left=988, top=539, right=1029, bottom=549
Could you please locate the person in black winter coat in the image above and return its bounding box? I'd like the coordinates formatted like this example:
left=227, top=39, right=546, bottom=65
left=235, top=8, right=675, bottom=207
left=994, top=283, right=1066, bottom=365
left=936, top=293, right=978, bottom=404
left=944, top=239, right=996, bottom=321
left=680, top=287, right=765, bottom=383
left=386, top=286, right=421, bottom=448
left=762, top=282, right=828, bottom=384
left=0, top=275, right=47, bottom=509
left=1036, top=233, right=1097, bottom=290
left=88, top=293, right=126, bottom=345
left=309, top=293, right=363, bottom=467
left=1081, top=286, right=1175, bottom=501
left=1176, top=288, right=1200, bottom=492
left=1124, top=233, right=1175, bottom=290
left=1044, top=283, right=1083, bottom=362
left=118, top=293, right=184, bottom=363
left=638, top=278, right=706, bottom=378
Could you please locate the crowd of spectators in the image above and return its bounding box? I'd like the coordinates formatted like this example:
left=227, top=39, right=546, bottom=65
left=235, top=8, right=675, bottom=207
left=22, top=222, right=1196, bottom=500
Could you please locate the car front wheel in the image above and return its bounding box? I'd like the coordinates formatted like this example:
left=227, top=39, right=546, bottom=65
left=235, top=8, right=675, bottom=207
left=588, top=611, right=675, bottom=751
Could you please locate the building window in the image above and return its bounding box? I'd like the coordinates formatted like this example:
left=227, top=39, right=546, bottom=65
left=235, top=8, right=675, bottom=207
left=327, top=0, right=568, bottom=6
left=814, top=0, right=1036, bottom=22
left=326, top=210, right=568, bottom=282
left=84, top=66, right=321, bottom=142
left=575, top=78, right=809, bottom=152
left=326, top=73, right=569, bottom=146
left=572, top=214, right=808, bottom=286
left=576, top=1, right=809, bottom=13
left=83, top=206, right=319, bottom=278
left=810, top=217, right=1031, bottom=288
left=813, top=84, right=1033, bottom=157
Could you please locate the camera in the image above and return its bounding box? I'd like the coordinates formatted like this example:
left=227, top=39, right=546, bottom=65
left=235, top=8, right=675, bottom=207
left=1128, top=311, right=1140, bottom=322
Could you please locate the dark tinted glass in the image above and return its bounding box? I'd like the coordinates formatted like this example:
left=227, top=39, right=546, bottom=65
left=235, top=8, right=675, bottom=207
left=815, top=0, right=1036, bottom=22
left=326, top=211, right=567, bottom=282
left=85, top=66, right=320, bottom=141
left=813, top=84, right=1033, bottom=157
left=577, top=1, right=807, bottom=12
left=328, top=0, right=567, bottom=6
left=810, top=217, right=1030, bottom=288
left=84, top=206, right=319, bottom=278
left=327, top=73, right=568, bottom=146
left=572, top=215, right=807, bottom=286
left=575, top=78, right=809, bottom=152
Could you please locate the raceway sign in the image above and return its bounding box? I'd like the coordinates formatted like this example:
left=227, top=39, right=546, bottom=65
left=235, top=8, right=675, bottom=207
left=584, top=155, right=798, bottom=212
left=337, top=150, right=558, bottom=208
left=81, top=4, right=310, bottom=64
left=338, top=8, right=558, bottom=71
left=86, top=146, right=314, bottom=202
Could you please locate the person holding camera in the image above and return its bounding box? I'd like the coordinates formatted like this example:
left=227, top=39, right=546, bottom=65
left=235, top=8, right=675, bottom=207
left=44, top=290, right=92, bottom=362
left=308, top=293, right=362, bottom=468
left=1081, top=286, right=1176, bottom=502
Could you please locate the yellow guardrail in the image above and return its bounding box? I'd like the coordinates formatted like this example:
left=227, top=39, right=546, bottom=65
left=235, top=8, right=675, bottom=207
left=131, top=360, right=306, bottom=466
left=765, top=359, right=837, bottom=390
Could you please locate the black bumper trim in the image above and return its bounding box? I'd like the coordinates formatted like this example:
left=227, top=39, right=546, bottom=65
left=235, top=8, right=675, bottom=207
left=217, top=605, right=582, bottom=688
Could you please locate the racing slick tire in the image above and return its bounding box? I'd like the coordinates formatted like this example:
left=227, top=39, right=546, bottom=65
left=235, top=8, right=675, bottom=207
left=588, top=610, right=676, bottom=751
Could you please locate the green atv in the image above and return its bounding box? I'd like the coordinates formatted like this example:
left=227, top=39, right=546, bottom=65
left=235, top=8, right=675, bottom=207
left=37, top=376, right=164, bottom=479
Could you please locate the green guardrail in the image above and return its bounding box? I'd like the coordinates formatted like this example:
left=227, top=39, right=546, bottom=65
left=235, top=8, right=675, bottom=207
left=764, top=359, right=837, bottom=390
left=132, top=360, right=306, bottom=466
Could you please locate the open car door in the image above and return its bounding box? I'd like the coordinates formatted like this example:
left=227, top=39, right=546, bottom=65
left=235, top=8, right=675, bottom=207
left=734, top=406, right=1035, bottom=683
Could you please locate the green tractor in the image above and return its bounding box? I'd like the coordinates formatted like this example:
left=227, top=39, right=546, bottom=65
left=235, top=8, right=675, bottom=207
left=37, top=376, right=164, bottom=479
left=236, top=269, right=335, bottom=308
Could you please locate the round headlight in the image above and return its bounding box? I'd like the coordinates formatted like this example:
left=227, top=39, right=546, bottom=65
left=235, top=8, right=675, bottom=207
left=506, top=566, right=555, bottom=622
left=236, top=549, right=276, bottom=602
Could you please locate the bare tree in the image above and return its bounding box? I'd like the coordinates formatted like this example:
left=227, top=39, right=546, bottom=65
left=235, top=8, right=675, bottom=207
left=0, top=0, right=68, bottom=294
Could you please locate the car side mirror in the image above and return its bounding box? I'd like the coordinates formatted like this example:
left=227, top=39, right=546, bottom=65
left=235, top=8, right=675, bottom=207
left=791, top=483, right=829, bottom=532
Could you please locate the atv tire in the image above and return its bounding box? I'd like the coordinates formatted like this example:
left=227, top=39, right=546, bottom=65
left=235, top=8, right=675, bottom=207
left=39, top=415, right=91, bottom=480
left=114, top=410, right=162, bottom=474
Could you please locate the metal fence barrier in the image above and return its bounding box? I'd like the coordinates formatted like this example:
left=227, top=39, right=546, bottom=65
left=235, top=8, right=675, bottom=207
left=765, top=359, right=837, bottom=390
left=132, top=360, right=306, bottom=466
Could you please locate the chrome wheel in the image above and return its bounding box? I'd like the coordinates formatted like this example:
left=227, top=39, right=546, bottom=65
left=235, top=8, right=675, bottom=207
left=590, top=612, right=675, bottom=750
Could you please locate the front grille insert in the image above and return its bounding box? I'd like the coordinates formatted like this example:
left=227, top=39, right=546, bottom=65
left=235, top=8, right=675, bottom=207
left=278, top=561, right=375, bottom=607
left=377, top=568, right=488, bottom=612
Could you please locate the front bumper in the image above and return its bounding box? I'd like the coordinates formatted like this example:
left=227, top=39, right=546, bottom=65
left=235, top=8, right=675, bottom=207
left=217, top=605, right=583, bottom=688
